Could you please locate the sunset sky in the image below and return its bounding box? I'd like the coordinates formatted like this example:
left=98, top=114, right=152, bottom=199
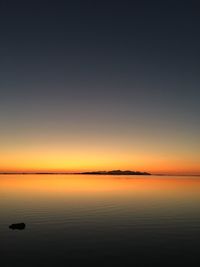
left=1, top=1, right=200, bottom=174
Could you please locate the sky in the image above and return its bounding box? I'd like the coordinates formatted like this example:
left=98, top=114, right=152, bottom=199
left=0, top=0, right=200, bottom=174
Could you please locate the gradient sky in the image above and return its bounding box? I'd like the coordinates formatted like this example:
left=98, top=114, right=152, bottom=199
left=1, top=0, right=200, bottom=174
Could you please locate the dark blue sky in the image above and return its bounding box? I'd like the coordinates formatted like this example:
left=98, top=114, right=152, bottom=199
left=0, top=0, right=200, bottom=173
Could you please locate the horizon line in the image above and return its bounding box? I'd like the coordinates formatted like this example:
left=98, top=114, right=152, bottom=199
left=0, top=171, right=200, bottom=176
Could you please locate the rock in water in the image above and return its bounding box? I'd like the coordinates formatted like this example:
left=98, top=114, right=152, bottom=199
left=9, top=223, right=26, bottom=230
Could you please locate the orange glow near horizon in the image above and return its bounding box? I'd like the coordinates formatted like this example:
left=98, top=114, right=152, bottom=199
left=0, top=150, right=199, bottom=175
left=0, top=157, right=199, bottom=175
left=0, top=132, right=200, bottom=175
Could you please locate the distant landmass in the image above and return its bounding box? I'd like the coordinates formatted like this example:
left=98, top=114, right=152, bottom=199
left=79, top=170, right=151, bottom=175
left=0, top=170, right=151, bottom=175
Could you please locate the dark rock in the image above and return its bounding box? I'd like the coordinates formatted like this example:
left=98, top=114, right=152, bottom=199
left=9, top=223, right=26, bottom=230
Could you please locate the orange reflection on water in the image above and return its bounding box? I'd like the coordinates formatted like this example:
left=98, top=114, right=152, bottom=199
left=1, top=174, right=200, bottom=199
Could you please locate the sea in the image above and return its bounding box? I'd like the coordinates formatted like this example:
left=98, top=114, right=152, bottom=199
left=1, top=174, right=200, bottom=266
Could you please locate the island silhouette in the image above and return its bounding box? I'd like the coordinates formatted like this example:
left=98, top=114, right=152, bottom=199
left=0, top=170, right=151, bottom=175
left=79, top=170, right=151, bottom=175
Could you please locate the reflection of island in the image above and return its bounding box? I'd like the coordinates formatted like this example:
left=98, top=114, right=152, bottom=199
left=79, top=170, right=151, bottom=175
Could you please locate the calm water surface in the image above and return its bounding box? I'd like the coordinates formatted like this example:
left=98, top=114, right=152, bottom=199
left=1, top=174, right=200, bottom=266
